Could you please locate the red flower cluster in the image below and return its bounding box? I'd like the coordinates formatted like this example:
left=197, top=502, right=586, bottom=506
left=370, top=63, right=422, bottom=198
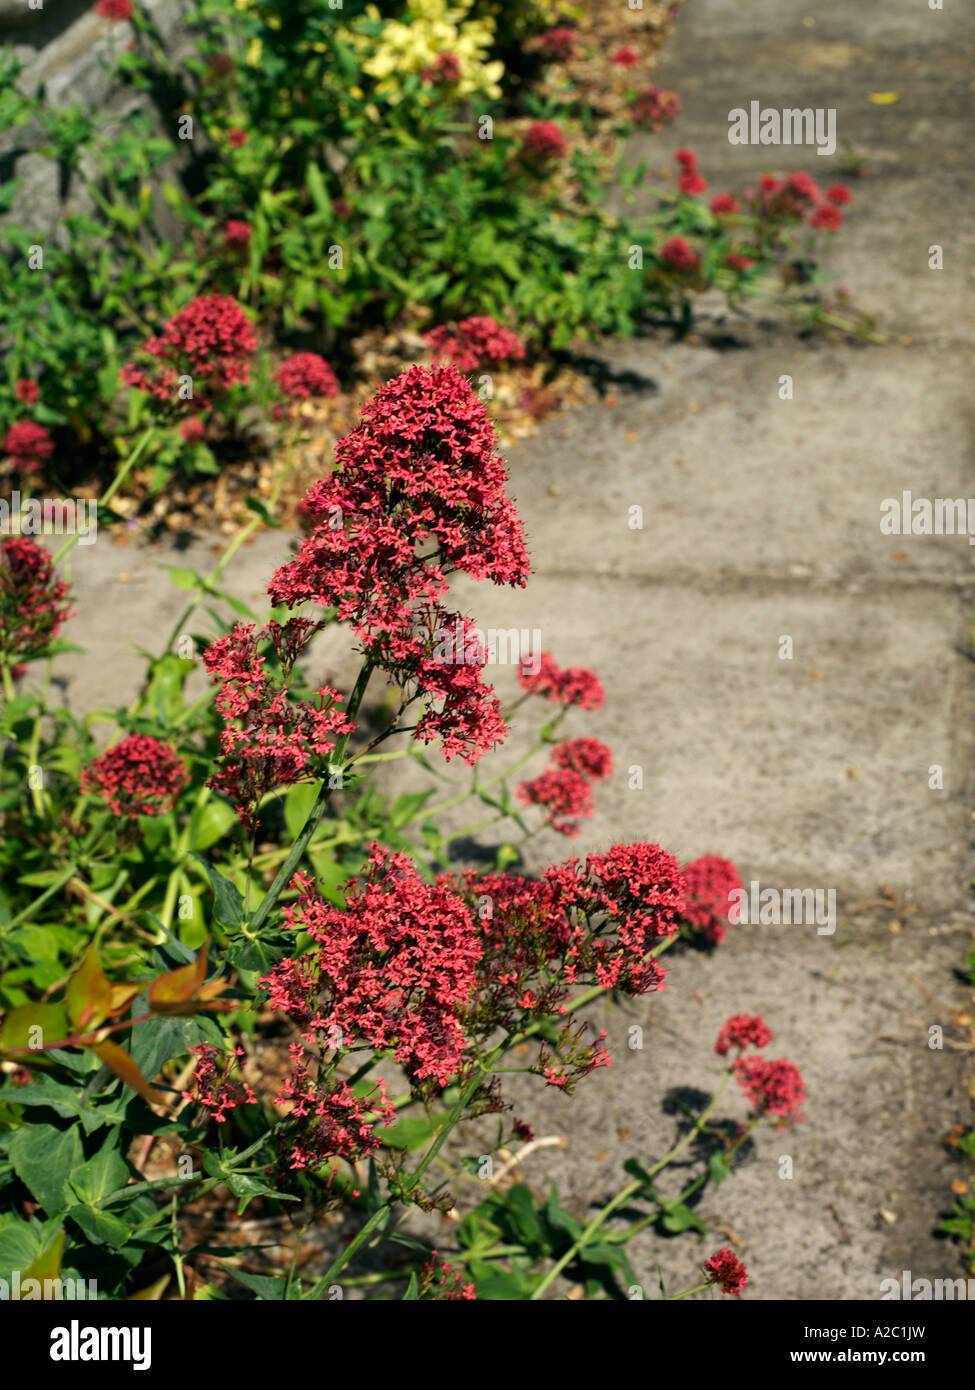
left=80, top=734, right=189, bottom=819
left=268, top=366, right=530, bottom=764
left=273, top=353, right=340, bottom=401
left=0, top=536, right=73, bottom=664
left=223, top=219, right=251, bottom=249
left=809, top=203, right=843, bottom=231
left=543, top=843, right=685, bottom=994
left=521, top=121, right=568, bottom=167
left=679, top=854, right=743, bottom=945
left=420, top=52, right=461, bottom=83
left=275, top=1055, right=393, bottom=1172
left=179, top=415, right=207, bottom=444
left=675, top=148, right=707, bottom=197
left=202, top=620, right=353, bottom=828
left=95, top=0, right=134, bottom=19
left=612, top=47, right=640, bottom=68
left=536, top=27, right=577, bottom=61
left=734, top=1056, right=806, bottom=1126
left=419, top=1252, right=476, bottom=1301
left=710, top=192, right=741, bottom=216
left=725, top=253, right=754, bottom=273
left=632, top=85, right=681, bottom=130
left=182, top=1044, right=258, bottom=1123
left=262, top=848, right=482, bottom=1090
left=119, top=294, right=256, bottom=412
left=424, top=316, right=526, bottom=373
left=744, top=171, right=848, bottom=232
left=715, top=1014, right=773, bottom=1057
left=704, top=1247, right=748, bottom=1296
left=227, top=127, right=248, bottom=148
left=3, top=421, right=54, bottom=468
left=660, top=236, right=701, bottom=274
left=14, top=379, right=38, bottom=406
left=518, top=737, right=612, bottom=837
left=517, top=651, right=604, bottom=711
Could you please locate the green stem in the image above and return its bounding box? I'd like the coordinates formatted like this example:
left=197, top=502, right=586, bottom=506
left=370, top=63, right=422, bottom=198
left=52, top=426, right=155, bottom=565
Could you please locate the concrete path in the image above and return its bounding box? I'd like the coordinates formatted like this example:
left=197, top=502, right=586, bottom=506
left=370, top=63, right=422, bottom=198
left=36, top=0, right=975, bottom=1298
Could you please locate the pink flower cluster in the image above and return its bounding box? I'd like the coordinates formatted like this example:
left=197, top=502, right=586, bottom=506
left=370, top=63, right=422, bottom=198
left=536, top=27, right=577, bottom=61
left=632, top=85, right=681, bottom=131
left=424, top=316, right=526, bottom=373
left=2, top=421, right=54, bottom=469
left=182, top=1044, right=258, bottom=1123
left=273, top=352, right=339, bottom=401
left=746, top=173, right=852, bottom=231
left=675, top=148, right=707, bottom=197
left=268, top=365, right=530, bottom=764
left=517, top=737, right=612, bottom=837
left=714, top=1013, right=773, bottom=1057
left=275, top=1056, right=393, bottom=1173
left=419, top=1252, right=476, bottom=1300
left=679, top=854, right=743, bottom=945
left=94, top=0, right=134, bottom=19
left=734, top=1056, right=807, bottom=1126
left=420, top=52, right=461, bottom=84
left=521, top=121, right=568, bottom=167
left=517, top=651, right=604, bottom=710
left=80, top=734, right=189, bottom=819
left=202, top=620, right=353, bottom=828
left=704, top=1247, right=748, bottom=1296
left=0, top=536, right=73, bottom=664
left=262, top=848, right=482, bottom=1090
left=119, top=294, right=257, bottom=412
left=659, top=236, right=700, bottom=275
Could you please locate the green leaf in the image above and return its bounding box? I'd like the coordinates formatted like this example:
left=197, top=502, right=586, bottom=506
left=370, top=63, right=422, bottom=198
left=284, top=781, right=319, bottom=842
left=8, top=1124, right=82, bottom=1217
left=389, top=789, right=433, bottom=828
left=403, top=1271, right=419, bottom=1300
left=189, top=853, right=246, bottom=930
left=660, top=1203, right=706, bottom=1235
left=378, top=1116, right=434, bottom=1151
left=708, top=1151, right=731, bottom=1188
left=504, top=1183, right=544, bottom=1250
left=188, top=799, right=238, bottom=852
left=67, top=1133, right=137, bottom=1247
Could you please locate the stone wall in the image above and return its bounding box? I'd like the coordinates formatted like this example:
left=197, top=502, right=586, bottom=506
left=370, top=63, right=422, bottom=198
left=1, top=0, right=191, bottom=239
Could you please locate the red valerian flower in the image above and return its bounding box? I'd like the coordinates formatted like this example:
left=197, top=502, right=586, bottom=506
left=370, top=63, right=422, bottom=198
left=275, top=1054, right=393, bottom=1172
left=632, top=85, right=681, bottom=130
left=809, top=203, right=844, bottom=231
left=273, top=353, right=339, bottom=401
left=710, top=192, right=741, bottom=216
left=227, top=127, right=248, bottom=147
left=182, top=1044, right=258, bottom=1123
left=0, top=536, right=73, bottom=664
left=14, top=379, right=38, bottom=406
left=678, top=172, right=707, bottom=196
left=420, top=51, right=461, bottom=83
left=80, top=734, right=189, bottom=819
left=724, top=253, right=755, bottom=273
left=517, top=651, right=604, bottom=710
left=715, top=1014, right=773, bottom=1057
left=521, top=121, right=568, bottom=167
left=827, top=184, right=852, bottom=206
left=119, top=294, right=256, bottom=413
left=202, top=620, right=353, bottom=828
left=704, top=1247, right=748, bottom=1296
left=262, top=848, right=482, bottom=1090
left=612, top=46, right=640, bottom=67
left=536, top=27, right=577, bottom=61
left=659, top=236, right=701, bottom=274
left=179, top=415, right=207, bottom=444
left=544, top=843, right=686, bottom=994
left=680, top=854, right=743, bottom=945
left=95, top=0, right=134, bottom=19
left=552, top=737, right=612, bottom=780
left=748, top=171, right=822, bottom=223
left=518, top=765, right=594, bottom=837
left=419, top=1252, right=476, bottom=1301
left=3, top=421, right=55, bottom=467
left=268, top=366, right=529, bottom=765
left=733, top=1056, right=807, bottom=1126
left=223, top=219, right=252, bottom=249
left=424, top=316, right=526, bottom=373
left=675, top=148, right=698, bottom=172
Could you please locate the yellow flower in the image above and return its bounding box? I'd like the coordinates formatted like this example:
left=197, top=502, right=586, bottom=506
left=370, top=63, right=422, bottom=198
left=245, top=37, right=263, bottom=68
